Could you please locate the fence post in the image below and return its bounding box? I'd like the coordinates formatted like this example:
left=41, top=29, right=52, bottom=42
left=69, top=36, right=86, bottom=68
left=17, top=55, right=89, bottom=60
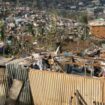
left=69, top=96, right=73, bottom=105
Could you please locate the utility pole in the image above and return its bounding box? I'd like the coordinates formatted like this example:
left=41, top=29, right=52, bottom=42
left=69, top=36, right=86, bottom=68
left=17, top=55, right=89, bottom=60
left=44, top=0, right=48, bottom=8
left=32, top=0, right=35, bottom=8
left=35, top=0, right=41, bottom=9
left=0, top=0, right=2, bottom=4
left=17, top=0, right=19, bottom=7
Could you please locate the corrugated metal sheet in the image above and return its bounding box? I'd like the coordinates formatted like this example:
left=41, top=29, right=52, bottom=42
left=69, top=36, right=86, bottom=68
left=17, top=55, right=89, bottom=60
left=102, top=78, right=105, bottom=103
left=0, top=75, right=8, bottom=105
left=29, top=70, right=105, bottom=105
left=6, top=59, right=32, bottom=105
left=93, top=102, right=105, bottom=105
left=90, top=26, right=105, bottom=39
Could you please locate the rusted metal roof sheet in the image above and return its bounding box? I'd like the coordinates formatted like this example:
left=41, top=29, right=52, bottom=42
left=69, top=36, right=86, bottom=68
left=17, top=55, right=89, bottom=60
left=90, top=26, right=105, bottom=39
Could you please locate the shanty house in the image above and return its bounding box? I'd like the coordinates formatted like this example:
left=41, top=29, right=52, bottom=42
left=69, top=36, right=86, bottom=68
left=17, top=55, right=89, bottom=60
left=89, top=18, right=105, bottom=39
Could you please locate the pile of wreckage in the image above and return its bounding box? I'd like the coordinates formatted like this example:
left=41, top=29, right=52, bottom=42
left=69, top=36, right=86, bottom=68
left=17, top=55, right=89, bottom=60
left=0, top=5, right=105, bottom=105
left=0, top=43, right=104, bottom=105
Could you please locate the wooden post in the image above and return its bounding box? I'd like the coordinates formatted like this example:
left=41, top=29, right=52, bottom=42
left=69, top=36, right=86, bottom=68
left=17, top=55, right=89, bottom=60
left=84, top=65, right=87, bottom=76
left=93, top=101, right=96, bottom=105
left=75, top=90, right=88, bottom=105
left=69, top=96, right=73, bottom=105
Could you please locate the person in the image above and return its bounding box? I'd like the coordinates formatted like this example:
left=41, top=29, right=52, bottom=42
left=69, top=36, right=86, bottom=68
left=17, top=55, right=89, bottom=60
left=32, top=61, right=40, bottom=69
left=99, top=61, right=105, bottom=77
left=93, top=61, right=102, bottom=77
left=55, top=41, right=62, bottom=53
left=37, top=58, right=43, bottom=70
left=42, top=55, right=51, bottom=70
left=96, top=49, right=101, bottom=57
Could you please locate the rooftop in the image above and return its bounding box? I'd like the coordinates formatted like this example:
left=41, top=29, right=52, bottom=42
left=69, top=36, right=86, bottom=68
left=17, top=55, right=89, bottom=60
left=89, top=18, right=105, bottom=26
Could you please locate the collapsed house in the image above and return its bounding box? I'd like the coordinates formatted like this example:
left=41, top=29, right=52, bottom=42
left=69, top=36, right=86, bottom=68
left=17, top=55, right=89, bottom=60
left=0, top=46, right=104, bottom=105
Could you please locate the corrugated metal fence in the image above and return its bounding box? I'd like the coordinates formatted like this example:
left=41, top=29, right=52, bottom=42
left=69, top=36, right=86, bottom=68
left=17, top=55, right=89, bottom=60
left=29, top=70, right=105, bottom=105
left=93, top=102, right=105, bottom=105
left=1, top=60, right=105, bottom=105
left=0, top=74, right=8, bottom=105
left=5, top=59, right=33, bottom=105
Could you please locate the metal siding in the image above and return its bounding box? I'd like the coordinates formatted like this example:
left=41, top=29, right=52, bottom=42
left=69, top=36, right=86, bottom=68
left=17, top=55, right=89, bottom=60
left=0, top=75, right=8, bottom=105
left=29, top=70, right=103, bottom=105
left=6, top=59, right=32, bottom=105
left=102, top=78, right=105, bottom=103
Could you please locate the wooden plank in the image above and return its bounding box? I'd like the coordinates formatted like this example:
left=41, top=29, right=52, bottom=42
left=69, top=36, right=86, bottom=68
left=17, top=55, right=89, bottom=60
left=8, top=79, right=23, bottom=100
left=60, top=61, right=105, bottom=67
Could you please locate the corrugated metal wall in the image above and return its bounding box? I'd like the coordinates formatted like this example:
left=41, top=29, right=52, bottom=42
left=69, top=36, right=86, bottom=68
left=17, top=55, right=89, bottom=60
left=0, top=74, right=8, bottom=105
left=29, top=70, right=105, bottom=105
left=6, top=59, right=33, bottom=105
left=93, top=102, right=105, bottom=105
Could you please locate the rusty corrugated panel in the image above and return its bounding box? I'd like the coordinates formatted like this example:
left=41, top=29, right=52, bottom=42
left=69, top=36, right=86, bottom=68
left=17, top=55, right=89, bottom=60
left=90, top=26, right=105, bottom=39
left=29, top=70, right=103, bottom=105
